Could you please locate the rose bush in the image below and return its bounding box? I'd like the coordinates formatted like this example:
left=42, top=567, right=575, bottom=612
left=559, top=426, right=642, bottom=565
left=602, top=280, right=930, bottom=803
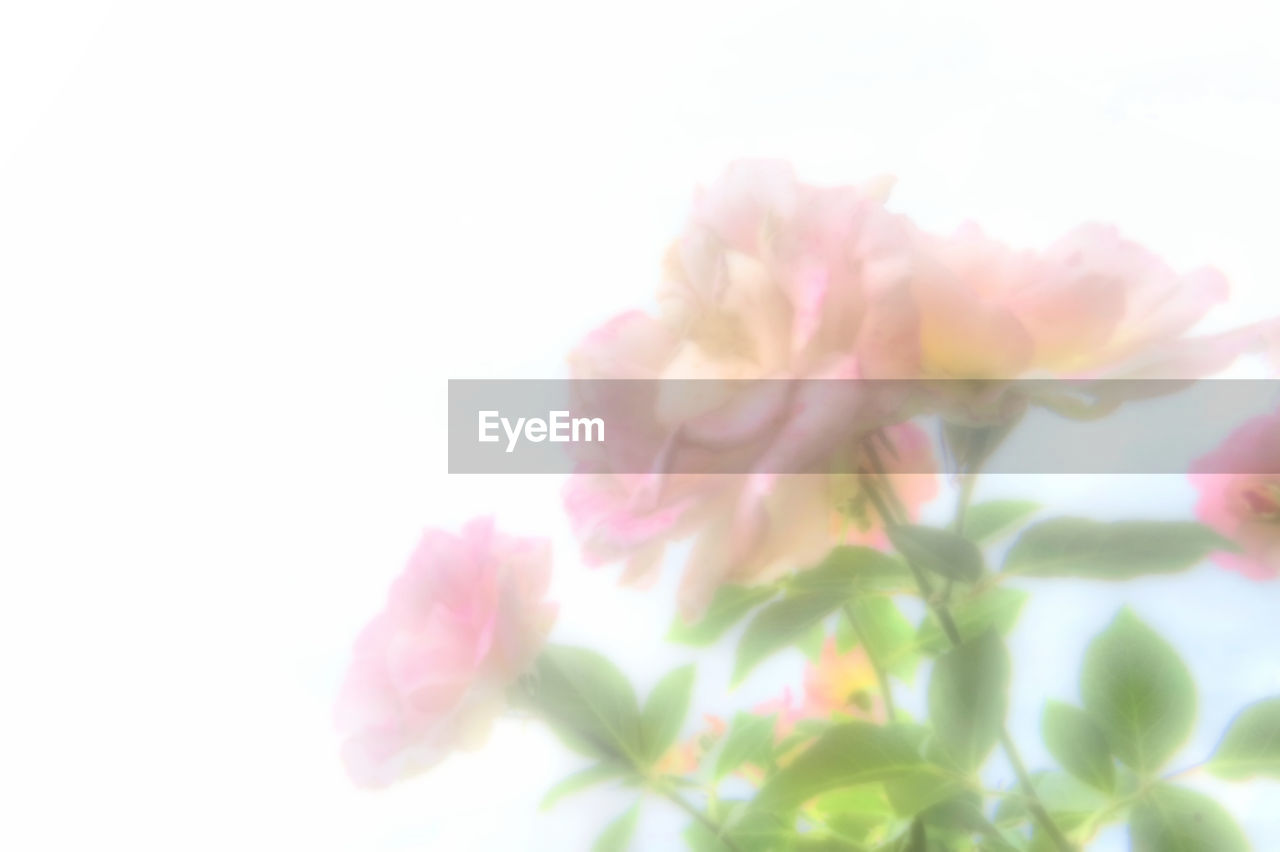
left=341, top=162, right=1280, bottom=851
left=563, top=162, right=1280, bottom=621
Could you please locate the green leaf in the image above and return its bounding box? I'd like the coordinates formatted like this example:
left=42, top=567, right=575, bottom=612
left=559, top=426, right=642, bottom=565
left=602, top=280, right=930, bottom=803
left=525, top=645, right=644, bottom=763
left=888, top=525, right=984, bottom=583
left=1129, top=784, right=1248, bottom=852
left=754, top=722, right=935, bottom=813
left=811, top=785, right=897, bottom=841
left=1027, top=383, right=1125, bottom=421
left=1080, top=609, right=1196, bottom=775
left=920, top=791, right=1001, bottom=837
left=668, top=584, right=776, bottom=645
left=979, top=829, right=1025, bottom=851
left=792, top=546, right=913, bottom=595
left=778, top=718, right=834, bottom=754
left=714, top=712, right=777, bottom=779
left=1041, top=700, right=1115, bottom=793
left=540, top=763, right=630, bottom=810
left=845, top=596, right=920, bottom=680
left=993, top=771, right=1108, bottom=831
left=883, top=771, right=968, bottom=818
left=915, top=587, right=1028, bottom=657
left=640, top=665, right=696, bottom=762
left=733, top=592, right=845, bottom=684
left=793, top=836, right=872, bottom=851
left=963, top=500, right=1040, bottom=544
left=684, top=809, right=793, bottom=852
left=1003, top=519, right=1233, bottom=579
left=798, top=620, right=828, bottom=660
left=1208, top=696, right=1280, bottom=780
left=943, top=415, right=1022, bottom=475
left=593, top=801, right=641, bottom=852
left=728, top=547, right=915, bottom=685
left=928, top=630, right=1010, bottom=771
left=891, top=819, right=928, bottom=852
left=1006, top=779, right=1111, bottom=852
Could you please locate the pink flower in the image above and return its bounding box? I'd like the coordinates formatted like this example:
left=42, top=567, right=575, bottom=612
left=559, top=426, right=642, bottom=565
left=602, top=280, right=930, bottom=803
left=659, top=160, right=919, bottom=381
left=910, top=222, right=1267, bottom=379
left=654, top=714, right=728, bottom=776
left=564, top=162, right=1277, bottom=616
left=753, top=687, right=811, bottom=743
left=334, top=518, right=556, bottom=787
left=746, top=639, right=887, bottom=749
left=564, top=330, right=935, bottom=620
left=1039, top=224, right=1228, bottom=373
left=1191, top=409, right=1280, bottom=579
left=564, top=162, right=935, bottom=619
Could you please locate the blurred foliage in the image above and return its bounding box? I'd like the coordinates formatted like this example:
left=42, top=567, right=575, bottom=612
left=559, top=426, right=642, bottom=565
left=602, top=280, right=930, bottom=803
left=528, top=504, right=1271, bottom=851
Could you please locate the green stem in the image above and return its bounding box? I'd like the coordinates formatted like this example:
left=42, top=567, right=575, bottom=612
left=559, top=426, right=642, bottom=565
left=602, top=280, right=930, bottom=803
left=858, top=462, right=963, bottom=644
left=999, top=727, right=1076, bottom=852
left=861, top=441, right=911, bottom=522
left=657, top=783, right=744, bottom=852
left=843, top=602, right=897, bottom=722
left=953, top=473, right=978, bottom=536
left=945, top=473, right=979, bottom=605
left=860, top=445, right=1075, bottom=852
left=1083, top=759, right=1210, bottom=835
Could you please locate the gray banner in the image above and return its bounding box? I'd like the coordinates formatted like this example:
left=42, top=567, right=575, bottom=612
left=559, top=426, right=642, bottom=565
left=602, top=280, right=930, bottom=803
left=447, top=379, right=1280, bottom=475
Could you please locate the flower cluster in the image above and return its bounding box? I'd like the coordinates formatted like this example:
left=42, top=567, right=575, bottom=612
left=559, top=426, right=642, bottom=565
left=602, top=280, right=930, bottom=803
left=758, top=639, right=887, bottom=739
left=563, top=160, right=1278, bottom=616
left=335, top=163, right=1280, bottom=849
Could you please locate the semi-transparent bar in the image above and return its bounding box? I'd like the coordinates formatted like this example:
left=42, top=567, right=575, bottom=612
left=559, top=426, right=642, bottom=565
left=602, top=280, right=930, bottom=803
left=447, top=379, right=1280, bottom=475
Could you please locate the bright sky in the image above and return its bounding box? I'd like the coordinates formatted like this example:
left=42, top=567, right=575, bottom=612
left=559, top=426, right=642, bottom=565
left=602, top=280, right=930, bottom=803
left=2, top=1, right=1279, bottom=849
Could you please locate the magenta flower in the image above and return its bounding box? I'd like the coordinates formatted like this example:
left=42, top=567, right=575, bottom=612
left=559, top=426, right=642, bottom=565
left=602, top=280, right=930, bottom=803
left=334, top=518, right=556, bottom=787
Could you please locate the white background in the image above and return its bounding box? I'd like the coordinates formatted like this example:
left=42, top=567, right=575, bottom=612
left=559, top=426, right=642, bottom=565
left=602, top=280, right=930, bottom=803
left=3, top=1, right=1280, bottom=849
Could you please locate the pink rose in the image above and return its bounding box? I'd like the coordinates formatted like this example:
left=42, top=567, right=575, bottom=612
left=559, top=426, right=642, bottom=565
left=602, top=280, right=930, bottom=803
left=909, top=221, right=1268, bottom=379
left=563, top=162, right=934, bottom=619
left=1191, top=409, right=1280, bottom=579
left=902, top=219, right=1280, bottom=433
left=334, top=518, right=556, bottom=787
left=659, top=160, right=919, bottom=382
left=1038, top=224, right=1227, bottom=373
left=909, top=224, right=1048, bottom=379
left=565, top=162, right=1280, bottom=615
